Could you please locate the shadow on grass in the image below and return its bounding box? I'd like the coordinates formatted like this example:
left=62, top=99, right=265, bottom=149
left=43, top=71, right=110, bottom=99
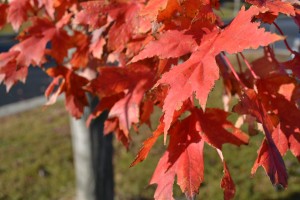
left=274, top=192, right=300, bottom=200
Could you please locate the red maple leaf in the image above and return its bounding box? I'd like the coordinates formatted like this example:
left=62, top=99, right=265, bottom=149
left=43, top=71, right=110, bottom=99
left=194, top=108, right=249, bottom=149
left=150, top=117, right=204, bottom=200
left=282, top=53, right=300, bottom=79
left=74, top=0, right=109, bottom=29
left=107, top=2, right=145, bottom=52
left=49, top=13, right=73, bottom=64
left=217, top=150, right=236, bottom=200
left=7, top=0, right=32, bottom=31
left=36, top=0, right=55, bottom=19
left=90, top=29, right=106, bottom=59
left=86, top=94, right=124, bottom=126
left=268, top=95, right=300, bottom=161
left=7, top=10, right=73, bottom=71
left=46, top=66, right=89, bottom=118
left=156, top=6, right=282, bottom=137
left=52, top=0, right=77, bottom=20
left=131, top=30, right=198, bottom=62
left=246, top=0, right=295, bottom=17
left=234, top=89, right=288, bottom=187
left=11, top=18, right=56, bottom=66
left=108, top=79, right=150, bottom=135
left=131, top=100, right=191, bottom=167
left=0, top=4, right=8, bottom=30
left=252, top=64, right=300, bottom=162
left=294, top=9, right=300, bottom=27
left=0, top=15, right=74, bottom=90
left=0, top=51, right=27, bottom=91
left=149, top=107, right=248, bottom=199
left=249, top=48, right=282, bottom=79
left=140, top=0, right=169, bottom=22
left=252, top=138, right=288, bottom=188
left=9, top=15, right=71, bottom=67
left=1, top=0, right=300, bottom=199
left=86, top=64, right=156, bottom=141
left=271, top=124, right=289, bottom=156
left=104, top=118, right=131, bottom=148
left=69, top=31, right=90, bottom=69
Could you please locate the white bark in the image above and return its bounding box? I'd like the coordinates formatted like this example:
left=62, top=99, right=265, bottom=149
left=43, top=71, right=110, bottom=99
left=69, top=97, right=114, bottom=200
left=70, top=112, right=96, bottom=200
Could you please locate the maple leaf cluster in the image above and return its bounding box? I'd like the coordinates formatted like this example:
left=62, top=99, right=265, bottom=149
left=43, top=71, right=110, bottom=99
left=1, top=0, right=300, bottom=199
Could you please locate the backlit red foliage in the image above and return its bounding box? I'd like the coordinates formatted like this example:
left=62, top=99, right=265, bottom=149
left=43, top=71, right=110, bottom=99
left=1, top=0, right=300, bottom=199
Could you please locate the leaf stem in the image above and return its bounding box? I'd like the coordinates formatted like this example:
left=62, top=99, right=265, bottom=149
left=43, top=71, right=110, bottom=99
left=272, top=22, right=297, bottom=55
left=221, top=52, right=247, bottom=89
left=236, top=54, right=243, bottom=73
left=265, top=46, right=287, bottom=74
left=239, top=53, right=259, bottom=79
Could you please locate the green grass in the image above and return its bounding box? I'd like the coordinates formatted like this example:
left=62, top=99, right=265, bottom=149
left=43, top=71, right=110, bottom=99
left=214, top=3, right=235, bottom=21
left=0, top=24, right=14, bottom=36
left=0, top=102, right=75, bottom=200
left=214, top=2, right=244, bottom=21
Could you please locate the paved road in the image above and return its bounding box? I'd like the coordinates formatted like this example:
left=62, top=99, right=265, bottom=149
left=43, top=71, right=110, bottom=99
left=265, top=18, right=300, bottom=50
left=0, top=68, right=52, bottom=106
left=0, top=18, right=299, bottom=107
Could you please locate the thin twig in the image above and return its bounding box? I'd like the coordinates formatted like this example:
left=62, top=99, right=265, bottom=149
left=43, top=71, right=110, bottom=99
left=236, top=54, right=243, bottom=73
left=273, top=22, right=297, bottom=55
left=240, top=53, right=259, bottom=79
left=221, top=52, right=247, bottom=89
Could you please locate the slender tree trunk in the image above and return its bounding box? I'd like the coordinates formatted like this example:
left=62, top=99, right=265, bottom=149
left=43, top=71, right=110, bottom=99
left=70, top=114, right=95, bottom=200
left=70, top=96, right=114, bottom=200
left=89, top=97, right=114, bottom=200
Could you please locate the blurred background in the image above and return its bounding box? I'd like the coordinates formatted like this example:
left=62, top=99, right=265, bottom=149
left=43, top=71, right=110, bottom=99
left=1, top=1, right=300, bottom=200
